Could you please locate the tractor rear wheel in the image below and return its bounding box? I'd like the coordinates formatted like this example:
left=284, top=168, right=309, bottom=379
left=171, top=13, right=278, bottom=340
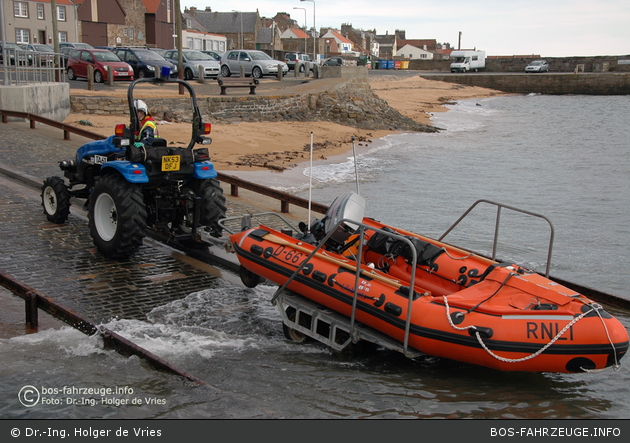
left=88, top=174, right=147, bottom=258
left=191, top=178, right=227, bottom=238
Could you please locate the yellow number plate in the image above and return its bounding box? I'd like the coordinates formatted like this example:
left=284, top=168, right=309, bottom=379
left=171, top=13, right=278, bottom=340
left=161, top=155, right=180, bottom=171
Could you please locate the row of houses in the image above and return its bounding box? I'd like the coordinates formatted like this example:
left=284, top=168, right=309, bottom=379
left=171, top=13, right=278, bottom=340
left=1, top=1, right=453, bottom=60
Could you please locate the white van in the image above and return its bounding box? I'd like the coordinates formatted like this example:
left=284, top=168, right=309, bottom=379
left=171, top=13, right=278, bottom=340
left=450, top=51, right=486, bottom=72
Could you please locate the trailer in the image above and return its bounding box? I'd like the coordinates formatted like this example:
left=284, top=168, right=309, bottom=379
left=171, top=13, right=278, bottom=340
left=450, top=51, right=485, bottom=72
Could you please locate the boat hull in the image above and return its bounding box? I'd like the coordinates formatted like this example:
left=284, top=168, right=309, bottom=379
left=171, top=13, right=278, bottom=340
left=230, top=221, right=629, bottom=373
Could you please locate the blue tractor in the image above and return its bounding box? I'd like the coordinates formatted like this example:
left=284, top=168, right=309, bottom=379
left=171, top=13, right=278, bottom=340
left=41, top=69, right=226, bottom=258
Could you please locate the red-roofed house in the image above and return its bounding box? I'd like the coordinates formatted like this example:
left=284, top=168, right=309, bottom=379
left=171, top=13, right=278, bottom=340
left=280, top=28, right=310, bottom=53
left=2, top=0, right=79, bottom=45
left=75, top=0, right=175, bottom=48
left=320, top=29, right=354, bottom=55
left=141, top=0, right=174, bottom=49
left=75, top=0, right=134, bottom=47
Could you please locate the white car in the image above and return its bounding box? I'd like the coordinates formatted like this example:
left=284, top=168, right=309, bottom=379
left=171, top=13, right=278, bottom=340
left=163, top=49, right=220, bottom=79
left=525, top=60, right=549, bottom=73
left=220, top=50, right=288, bottom=79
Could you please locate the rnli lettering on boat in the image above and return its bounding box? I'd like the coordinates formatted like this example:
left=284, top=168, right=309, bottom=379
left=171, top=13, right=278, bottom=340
left=526, top=321, right=574, bottom=341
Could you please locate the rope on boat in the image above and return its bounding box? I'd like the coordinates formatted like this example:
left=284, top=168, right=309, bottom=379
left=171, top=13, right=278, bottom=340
left=582, top=305, right=622, bottom=372
left=441, top=248, right=472, bottom=261
left=443, top=296, right=615, bottom=366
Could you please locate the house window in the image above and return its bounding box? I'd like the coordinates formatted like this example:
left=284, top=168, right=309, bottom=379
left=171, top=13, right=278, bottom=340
left=58, top=31, right=67, bottom=43
left=129, top=28, right=134, bottom=40
left=14, top=2, right=28, bottom=17
left=37, top=3, right=44, bottom=19
left=16, top=29, right=30, bottom=44
left=57, top=5, right=66, bottom=21
left=186, top=37, right=193, bottom=49
left=194, top=38, right=202, bottom=50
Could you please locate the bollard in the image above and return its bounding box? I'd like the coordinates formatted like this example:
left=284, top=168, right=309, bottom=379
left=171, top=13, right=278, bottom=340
left=25, top=292, right=38, bottom=329
left=277, top=64, right=282, bottom=81
left=197, top=64, right=205, bottom=84
left=107, top=66, right=114, bottom=85
left=305, top=61, right=310, bottom=78
left=294, top=61, right=300, bottom=78
left=313, top=64, right=319, bottom=79
left=87, top=65, right=94, bottom=91
left=239, top=65, right=245, bottom=78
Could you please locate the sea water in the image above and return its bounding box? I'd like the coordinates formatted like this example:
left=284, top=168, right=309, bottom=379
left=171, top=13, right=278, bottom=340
left=294, top=94, right=630, bottom=299
left=3, top=94, right=630, bottom=419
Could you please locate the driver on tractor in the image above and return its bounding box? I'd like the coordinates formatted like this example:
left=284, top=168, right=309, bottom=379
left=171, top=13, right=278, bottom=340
left=134, top=99, right=159, bottom=148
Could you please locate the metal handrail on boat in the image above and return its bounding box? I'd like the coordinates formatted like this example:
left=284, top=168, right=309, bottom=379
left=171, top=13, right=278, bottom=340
left=438, top=199, right=555, bottom=278
left=268, top=217, right=420, bottom=358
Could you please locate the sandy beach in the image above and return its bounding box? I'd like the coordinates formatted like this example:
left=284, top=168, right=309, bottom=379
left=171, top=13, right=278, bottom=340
left=64, top=76, right=506, bottom=172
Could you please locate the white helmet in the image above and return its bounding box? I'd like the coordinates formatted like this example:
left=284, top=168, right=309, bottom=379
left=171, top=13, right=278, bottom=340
left=134, top=99, right=148, bottom=114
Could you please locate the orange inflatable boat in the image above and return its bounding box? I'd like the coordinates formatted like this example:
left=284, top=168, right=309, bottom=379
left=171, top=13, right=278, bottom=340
left=228, top=193, right=628, bottom=373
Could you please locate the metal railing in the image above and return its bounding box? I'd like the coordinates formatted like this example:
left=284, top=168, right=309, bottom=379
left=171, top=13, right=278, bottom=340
left=1, top=49, right=65, bottom=85
left=438, top=199, right=556, bottom=277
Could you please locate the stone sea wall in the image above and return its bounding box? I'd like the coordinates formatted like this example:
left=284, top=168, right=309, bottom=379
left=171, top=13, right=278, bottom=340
left=70, top=78, right=436, bottom=133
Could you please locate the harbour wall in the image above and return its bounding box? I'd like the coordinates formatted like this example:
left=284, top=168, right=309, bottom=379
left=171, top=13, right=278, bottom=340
left=0, top=83, right=70, bottom=122
left=408, top=55, right=630, bottom=73
left=418, top=72, right=630, bottom=95
left=70, top=78, right=435, bottom=133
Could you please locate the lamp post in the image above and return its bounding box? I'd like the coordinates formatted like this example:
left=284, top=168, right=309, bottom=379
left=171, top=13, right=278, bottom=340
left=292, top=7, right=307, bottom=53
left=232, top=10, right=243, bottom=48
left=300, top=0, right=315, bottom=62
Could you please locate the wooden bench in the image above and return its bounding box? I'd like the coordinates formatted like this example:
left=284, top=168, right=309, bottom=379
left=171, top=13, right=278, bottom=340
left=217, top=77, right=259, bottom=95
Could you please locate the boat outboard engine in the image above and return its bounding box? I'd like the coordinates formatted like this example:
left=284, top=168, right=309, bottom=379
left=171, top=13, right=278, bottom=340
left=322, top=192, right=366, bottom=251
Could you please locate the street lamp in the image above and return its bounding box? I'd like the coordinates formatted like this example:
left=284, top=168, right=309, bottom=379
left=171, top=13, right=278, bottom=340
left=300, top=0, right=316, bottom=62
left=232, top=10, right=243, bottom=48
left=292, top=7, right=307, bottom=53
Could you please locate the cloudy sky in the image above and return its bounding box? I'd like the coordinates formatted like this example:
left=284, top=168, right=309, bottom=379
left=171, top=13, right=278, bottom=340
left=180, top=0, right=629, bottom=57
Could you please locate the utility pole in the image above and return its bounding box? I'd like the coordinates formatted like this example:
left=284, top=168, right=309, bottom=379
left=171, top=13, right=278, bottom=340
left=176, top=0, right=183, bottom=94
left=458, top=31, right=462, bottom=50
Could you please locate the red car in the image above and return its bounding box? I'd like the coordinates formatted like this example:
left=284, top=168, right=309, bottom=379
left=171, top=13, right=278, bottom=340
left=66, top=49, right=134, bottom=83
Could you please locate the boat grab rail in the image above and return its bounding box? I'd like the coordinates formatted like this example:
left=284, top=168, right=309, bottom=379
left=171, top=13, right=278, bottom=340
left=270, top=217, right=421, bottom=358
left=438, top=199, right=555, bottom=278
left=218, top=212, right=301, bottom=235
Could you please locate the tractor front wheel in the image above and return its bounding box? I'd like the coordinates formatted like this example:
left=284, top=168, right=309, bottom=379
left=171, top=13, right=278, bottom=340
left=41, top=176, right=71, bottom=223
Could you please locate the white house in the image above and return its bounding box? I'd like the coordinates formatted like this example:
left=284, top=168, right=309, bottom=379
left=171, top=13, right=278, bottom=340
left=397, top=44, right=433, bottom=60
left=182, top=29, right=227, bottom=53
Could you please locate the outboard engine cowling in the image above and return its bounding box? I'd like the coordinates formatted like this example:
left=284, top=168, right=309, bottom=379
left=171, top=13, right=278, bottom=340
left=323, top=192, right=366, bottom=249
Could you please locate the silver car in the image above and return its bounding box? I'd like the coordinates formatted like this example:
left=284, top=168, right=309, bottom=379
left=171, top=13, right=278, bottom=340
left=163, top=49, right=220, bottom=79
left=525, top=60, right=549, bottom=73
left=220, top=50, right=288, bottom=79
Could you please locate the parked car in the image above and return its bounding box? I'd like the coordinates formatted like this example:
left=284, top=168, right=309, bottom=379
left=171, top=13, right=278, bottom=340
left=163, top=49, right=220, bottom=79
left=148, top=48, right=167, bottom=56
left=525, top=60, right=549, bottom=73
left=59, top=42, right=94, bottom=50
left=0, top=41, right=32, bottom=65
left=112, top=47, right=177, bottom=78
left=202, top=50, right=223, bottom=61
left=59, top=47, right=74, bottom=68
left=322, top=57, right=343, bottom=67
left=66, top=49, right=134, bottom=83
left=220, top=50, right=288, bottom=78
left=284, top=52, right=313, bottom=72
left=20, top=43, right=55, bottom=66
